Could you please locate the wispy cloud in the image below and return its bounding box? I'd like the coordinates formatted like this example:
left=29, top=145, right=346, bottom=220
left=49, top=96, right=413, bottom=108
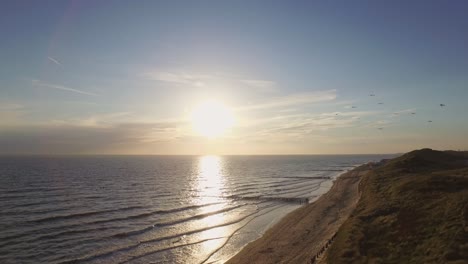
left=143, top=71, right=209, bottom=87
left=0, top=101, right=28, bottom=126
left=239, top=118, right=340, bottom=143
left=237, top=89, right=337, bottom=111
left=51, top=112, right=133, bottom=127
left=0, top=120, right=182, bottom=154
left=388, top=108, right=417, bottom=118
left=143, top=70, right=277, bottom=92
left=32, top=80, right=98, bottom=96
left=0, top=102, right=23, bottom=111
left=240, top=79, right=277, bottom=92
left=233, top=108, right=382, bottom=144
left=47, top=56, right=62, bottom=66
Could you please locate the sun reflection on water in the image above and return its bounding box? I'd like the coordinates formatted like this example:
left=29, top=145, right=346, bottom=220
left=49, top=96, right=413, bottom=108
left=197, top=155, right=225, bottom=203
left=193, top=155, right=230, bottom=258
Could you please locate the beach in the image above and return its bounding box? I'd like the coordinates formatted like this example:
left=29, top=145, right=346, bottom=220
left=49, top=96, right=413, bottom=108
left=227, top=163, right=372, bottom=264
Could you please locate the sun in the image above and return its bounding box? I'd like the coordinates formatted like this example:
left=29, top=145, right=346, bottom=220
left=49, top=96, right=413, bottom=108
left=190, top=100, right=234, bottom=138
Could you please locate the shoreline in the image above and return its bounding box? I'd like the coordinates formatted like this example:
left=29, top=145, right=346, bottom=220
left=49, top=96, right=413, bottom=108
left=226, top=163, right=372, bottom=264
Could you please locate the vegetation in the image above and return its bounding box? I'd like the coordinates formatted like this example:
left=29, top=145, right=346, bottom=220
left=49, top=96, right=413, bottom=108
left=327, top=149, right=468, bottom=264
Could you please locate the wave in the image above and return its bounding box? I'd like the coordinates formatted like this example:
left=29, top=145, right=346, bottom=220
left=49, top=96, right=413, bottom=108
left=120, top=237, right=227, bottom=264
left=112, top=202, right=254, bottom=238
left=57, top=204, right=270, bottom=264
left=0, top=202, right=228, bottom=248
left=228, top=178, right=307, bottom=193
left=228, top=195, right=310, bottom=204
left=29, top=206, right=145, bottom=224
left=200, top=204, right=286, bottom=264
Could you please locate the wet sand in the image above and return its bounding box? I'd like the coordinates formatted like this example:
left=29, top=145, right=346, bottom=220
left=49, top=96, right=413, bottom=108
left=226, top=164, right=371, bottom=264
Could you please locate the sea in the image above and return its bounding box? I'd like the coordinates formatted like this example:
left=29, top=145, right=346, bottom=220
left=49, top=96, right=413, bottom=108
left=0, top=155, right=392, bottom=264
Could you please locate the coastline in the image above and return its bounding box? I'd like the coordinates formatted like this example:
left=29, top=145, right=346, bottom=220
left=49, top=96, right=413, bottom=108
left=226, top=163, right=372, bottom=264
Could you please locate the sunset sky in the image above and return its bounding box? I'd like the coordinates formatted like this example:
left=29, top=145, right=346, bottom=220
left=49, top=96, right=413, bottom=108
left=1, top=1, right=468, bottom=154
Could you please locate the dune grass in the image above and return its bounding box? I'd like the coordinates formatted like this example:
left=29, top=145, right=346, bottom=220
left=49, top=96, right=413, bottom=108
left=326, top=149, right=468, bottom=263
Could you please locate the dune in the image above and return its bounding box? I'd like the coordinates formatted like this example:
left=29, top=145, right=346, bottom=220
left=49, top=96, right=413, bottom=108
left=326, top=149, right=468, bottom=263
left=227, top=149, right=468, bottom=264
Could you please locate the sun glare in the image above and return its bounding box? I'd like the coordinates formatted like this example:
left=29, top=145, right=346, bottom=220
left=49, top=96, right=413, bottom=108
left=191, top=100, right=234, bottom=138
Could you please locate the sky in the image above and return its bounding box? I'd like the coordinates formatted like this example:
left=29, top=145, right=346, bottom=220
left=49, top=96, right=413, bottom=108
left=1, top=0, right=468, bottom=155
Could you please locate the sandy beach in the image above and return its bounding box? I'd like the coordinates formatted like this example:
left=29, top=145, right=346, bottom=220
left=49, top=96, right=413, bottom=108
left=227, top=164, right=371, bottom=264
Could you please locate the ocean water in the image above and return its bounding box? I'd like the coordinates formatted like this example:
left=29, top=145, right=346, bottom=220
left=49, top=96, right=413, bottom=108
left=0, top=155, right=390, bottom=264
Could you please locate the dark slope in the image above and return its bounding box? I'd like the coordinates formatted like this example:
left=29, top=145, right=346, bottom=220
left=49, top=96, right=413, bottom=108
left=327, top=149, right=468, bottom=264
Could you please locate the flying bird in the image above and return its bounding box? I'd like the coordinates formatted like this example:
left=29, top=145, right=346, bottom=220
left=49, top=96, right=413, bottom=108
left=411, top=112, right=416, bottom=115
left=440, top=104, right=445, bottom=107
left=369, top=94, right=375, bottom=96
left=428, top=120, right=433, bottom=123
left=378, top=102, right=384, bottom=105
left=378, top=127, right=384, bottom=130
left=351, top=106, right=357, bottom=109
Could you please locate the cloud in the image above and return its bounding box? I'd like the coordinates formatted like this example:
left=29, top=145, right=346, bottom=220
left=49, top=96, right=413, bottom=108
left=47, top=56, right=62, bottom=66
left=143, top=71, right=209, bottom=87
left=232, top=108, right=384, bottom=145
left=240, top=79, right=277, bottom=92
left=0, top=102, right=25, bottom=125
left=142, top=70, right=277, bottom=92
left=0, top=121, right=181, bottom=154
left=53, top=112, right=134, bottom=127
left=390, top=108, right=417, bottom=117
left=32, top=80, right=98, bottom=96
left=237, top=89, right=337, bottom=111
left=0, top=102, right=23, bottom=111
left=236, top=110, right=365, bottom=142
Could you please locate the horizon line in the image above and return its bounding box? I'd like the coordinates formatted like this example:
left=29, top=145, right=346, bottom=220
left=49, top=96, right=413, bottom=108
left=0, top=152, right=406, bottom=156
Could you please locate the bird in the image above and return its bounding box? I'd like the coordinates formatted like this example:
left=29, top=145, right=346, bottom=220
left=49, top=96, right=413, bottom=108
left=351, top=106, right=357, bottom=109
left=378, top=127, right=384, bottom=130
left=428, top=120, right=433, bottom=123
left=378, top=102, right=384, bottom=105
left=411, top=112, right=416, bottom=115
left=369, top=94, right=375, bottom=96
left=440, top=104, right=445, bottom=107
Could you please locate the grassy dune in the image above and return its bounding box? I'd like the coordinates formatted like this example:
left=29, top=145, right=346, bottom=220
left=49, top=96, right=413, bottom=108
left=326, top=149, right=468, bottom=263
